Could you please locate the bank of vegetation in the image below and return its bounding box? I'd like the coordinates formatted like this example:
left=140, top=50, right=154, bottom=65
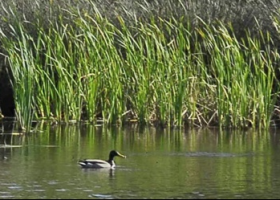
left=1, top=0, right=280, bottom=132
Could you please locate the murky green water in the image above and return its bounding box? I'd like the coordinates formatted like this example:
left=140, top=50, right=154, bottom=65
left=1, top=123, right=280, bottom=199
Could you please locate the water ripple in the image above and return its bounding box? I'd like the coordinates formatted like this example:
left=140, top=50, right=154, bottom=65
left=90, top=194, right=113, bottom=199
left=172, top=152, right=256, bottom=158
left=0, top=191, right=13, bottom=199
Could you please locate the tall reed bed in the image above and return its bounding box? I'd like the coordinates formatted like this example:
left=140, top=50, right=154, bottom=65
left=1, top=2, right=280, bottom=132
left=196, top=20, right=278, bottom=128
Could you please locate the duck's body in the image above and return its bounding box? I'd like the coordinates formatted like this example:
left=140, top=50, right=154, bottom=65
left=79, top=159, right=116, bottom=168
left=79, top=150, right=126, bottom=168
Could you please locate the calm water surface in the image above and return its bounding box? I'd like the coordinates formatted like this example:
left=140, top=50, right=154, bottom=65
left=1, top=123, right=280, bottom=199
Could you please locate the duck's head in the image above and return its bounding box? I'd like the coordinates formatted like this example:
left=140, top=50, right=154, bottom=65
left=109, top=150, right=126, bottom=160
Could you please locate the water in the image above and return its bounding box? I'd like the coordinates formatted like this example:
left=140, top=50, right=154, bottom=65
left=0, top=123, right=280, bottom=199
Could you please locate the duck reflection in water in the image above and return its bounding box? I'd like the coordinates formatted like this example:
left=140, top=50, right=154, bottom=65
left=81, top=168, right=115, bottom=179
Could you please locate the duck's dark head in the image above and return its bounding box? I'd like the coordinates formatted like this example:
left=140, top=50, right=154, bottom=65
left=109, top=150, right=126, bottom=160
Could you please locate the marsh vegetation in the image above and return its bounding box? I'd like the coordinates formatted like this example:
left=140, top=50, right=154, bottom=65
left=1, top=0, right=280, bottom=132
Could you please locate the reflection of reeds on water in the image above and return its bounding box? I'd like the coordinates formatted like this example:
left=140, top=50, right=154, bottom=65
left=0, top=122, right=25, bottom=149
left=0, top=134, right=24, bottom=147
left=0, top=129, right=25, bottom=161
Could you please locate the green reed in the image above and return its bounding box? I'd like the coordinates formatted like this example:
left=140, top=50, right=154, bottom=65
left=197, top=20, right=278, bottom=128
left=3, top=21, right=35, bottom=132
left=1, top=2, right=280, bottom=131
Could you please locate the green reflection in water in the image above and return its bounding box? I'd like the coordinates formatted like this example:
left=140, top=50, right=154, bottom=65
left=0, top=125, right=279, bottom=199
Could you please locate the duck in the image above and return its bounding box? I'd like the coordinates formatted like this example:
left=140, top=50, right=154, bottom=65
left=78, top=150, right=126, bottom=168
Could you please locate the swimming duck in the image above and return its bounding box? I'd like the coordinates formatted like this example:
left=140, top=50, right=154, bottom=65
left=79, top=150, right=126, bottom=168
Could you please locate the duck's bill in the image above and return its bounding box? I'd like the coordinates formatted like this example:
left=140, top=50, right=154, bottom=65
left=118, top=153, right=126, bottom=159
